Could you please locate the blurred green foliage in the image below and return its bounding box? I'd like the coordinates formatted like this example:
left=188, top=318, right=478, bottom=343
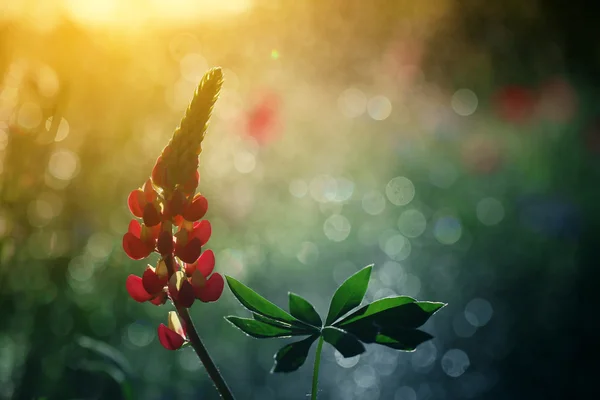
left=1, top=1, right=599, bottom=399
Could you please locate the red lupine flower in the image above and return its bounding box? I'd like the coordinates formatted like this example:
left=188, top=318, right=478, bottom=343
left=185, top=250, right=224, bottom=303
left=122, top=220, right=159, bottom=260
left=493, top=85, right=536, bottom=124
left=125, top=260, right=169, bottom=304
left=167, top=250, right=224, bottom=308
left=123, top=67, right=224, bottom=353
left=158, top=311, right=188, bottom=350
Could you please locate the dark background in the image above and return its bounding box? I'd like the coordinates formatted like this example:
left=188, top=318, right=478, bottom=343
left=1, top=0, right=599, bottom=399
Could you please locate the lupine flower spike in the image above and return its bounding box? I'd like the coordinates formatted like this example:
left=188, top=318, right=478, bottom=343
left=123, top=68, right=234, bottom=399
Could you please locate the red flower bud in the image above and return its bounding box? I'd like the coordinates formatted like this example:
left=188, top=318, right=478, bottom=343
left=158, top=322, right=185, bottom=350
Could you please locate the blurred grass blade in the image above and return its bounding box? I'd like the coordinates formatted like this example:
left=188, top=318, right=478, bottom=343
left=271, top=335, right=318, bottom=373
left=76, top=336, right=133, bottom=376
left=288, top=292, right=322, bottom=327
left=322, top=327, right=365, bottom=358
left=374, top=330, right=434, bottom=351
left=226, top=316, right=312, bottom=338
left=225, top=275, right=298, bottom=324
left=325, top=265, right=373, bottom=325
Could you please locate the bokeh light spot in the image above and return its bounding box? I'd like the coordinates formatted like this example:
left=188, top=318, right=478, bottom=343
left=17, top=102, right=42, bottom=129
left=353, top=365, right=378, bottom=389
left=464, top=298, right=494, bottom=327
left=385, top=177, right=415, bottom=206
left=383, top=234, right=412, bottom=261
left=234, top=150, right=256, bottom=174
left=397, top=209, right=427, bottom=238
left=297, top=241, right=319, bottom=265
left=476, top=197, right=505, bottom=226
left=48, top=149, right=79, bottom=181
left=441, top=349, right=470, bottom=377
left=367, top=95, right=392, bottom=121
left=338, top=88, right=367, bottom=118
left=127, top=322, right=154, bottom=347
left=335, top=350, right=360, bottom=368
left=323, top=214, right=351, bottom=242
left=429, top=162, right=458, bottom=188
left=394, top=386, right=417, bottom=400
left=451, top=89, right=478, bottom=116
left=289, top=179, right=308, bottom=198
left=362, top=190, right=386, bottom=215
left=434, top=216, right=462, bottom=245
left=309, top=174, right=337, bottom=203
left=45, top=117, right=70, bottom=142
left=180, top=52, right=208, bottom=82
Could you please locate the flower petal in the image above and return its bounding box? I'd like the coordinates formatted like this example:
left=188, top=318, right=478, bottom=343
left=143, top=203, right=162, bottom=227
left=181, top=170, right=199, bottom=195
left=127, top=189, right=145, bottom=218
left=178, top=280, right=196, bottom=308
left=142, top=266, right=167, bottom=295
left=168, top=270, right=186, bottom=300
left=150, top=291, right=167, bottom=306
left=197, top=273, right=224, bottom=303
left=143, top=179, right=157, bottom=203
left=192, top=220, right=211, bottom=246
left=123, top=232, right=153, bottom=260
left=167, top=310, right=186, bottom=336
left=128, top=219, right=142, bottom=238
left=176, top=237, right=202, bottom=264
left=126, top=275, right=153, bottom=302
left=169, top=189, right=186, bottom=217
left=183, top=194, right=208, bottom=222
left=158, top=323, right=185, bottom=350
left=195, top=249, right=215, bottom=277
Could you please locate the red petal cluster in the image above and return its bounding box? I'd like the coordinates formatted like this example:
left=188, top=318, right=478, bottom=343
left=123, top=170, right=223, bottom=351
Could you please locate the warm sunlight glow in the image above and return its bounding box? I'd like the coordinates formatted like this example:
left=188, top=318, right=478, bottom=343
left=3, top=0, right=253, bottom=28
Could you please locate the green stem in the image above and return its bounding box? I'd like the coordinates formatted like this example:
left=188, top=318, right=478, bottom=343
left=311, top=336, right=325, bottom=400
left=165, top=255, right=235, bottom=400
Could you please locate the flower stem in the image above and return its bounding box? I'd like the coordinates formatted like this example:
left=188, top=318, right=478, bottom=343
left=165, top=255, right=235, bottom=400
left=311, top=336, right=325, bottom=400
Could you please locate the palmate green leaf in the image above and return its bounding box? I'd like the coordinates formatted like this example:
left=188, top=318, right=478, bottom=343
left=289, top=292, right=322, bottom=327
left=374, top=329, right=433, bottom=351
left=226, top=316, right=312, bottom=339
left=252, top=313, right=320, bottom=335
left=322, top=327, right=365, bottom=358
left=338, top=298, right=446, bottom=342
left=325, top=265, right=373, bottom=325
left=226, top=276, right=298, bottom=325
left=335, top=296, right=416, bottom=326
left=272, top=335, right=318, bottom=373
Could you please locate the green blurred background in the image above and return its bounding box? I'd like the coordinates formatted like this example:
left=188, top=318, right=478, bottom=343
left=1, top=0, right=599, bottom=399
